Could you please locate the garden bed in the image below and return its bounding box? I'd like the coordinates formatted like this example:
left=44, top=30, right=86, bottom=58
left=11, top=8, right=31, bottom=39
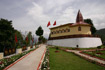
left=81, top=50, right=105, bottom=61
left=41, top=47, right=49, bottom=70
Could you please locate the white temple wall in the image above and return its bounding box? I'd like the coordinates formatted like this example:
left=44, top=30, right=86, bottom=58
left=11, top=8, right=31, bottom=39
left=47, top=37, right=102, bottom=48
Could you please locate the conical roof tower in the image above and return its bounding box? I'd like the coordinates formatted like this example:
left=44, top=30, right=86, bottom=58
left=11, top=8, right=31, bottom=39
left=76, top=10, right=84, bottom=23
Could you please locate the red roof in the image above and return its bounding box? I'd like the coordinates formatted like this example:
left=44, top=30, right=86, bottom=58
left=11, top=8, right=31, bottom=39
left=72, top=10, right=90, bottom=26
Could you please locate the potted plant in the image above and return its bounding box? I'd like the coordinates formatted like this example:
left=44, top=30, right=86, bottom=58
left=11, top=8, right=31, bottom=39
left=16, top=46, right=22, bottom=54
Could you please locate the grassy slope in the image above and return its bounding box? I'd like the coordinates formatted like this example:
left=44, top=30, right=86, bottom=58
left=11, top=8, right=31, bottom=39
left=49, top=48, right=105, bottom=70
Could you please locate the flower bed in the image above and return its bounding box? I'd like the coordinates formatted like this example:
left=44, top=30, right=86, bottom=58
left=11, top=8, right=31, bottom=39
left=72, top=51, right=105, bottom=68
left=41, top=48, right=50, bottom=70
left=81, top=50, right=105, bottom=61
left=59, top=47, right=105, bottom=68
left=0, top=48, right=36, bottom=70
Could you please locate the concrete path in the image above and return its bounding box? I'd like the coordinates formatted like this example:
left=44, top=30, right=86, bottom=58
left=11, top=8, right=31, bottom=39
left=66, top=50, right=105, bottom=65
left=6, top=44, right=46, bottom=70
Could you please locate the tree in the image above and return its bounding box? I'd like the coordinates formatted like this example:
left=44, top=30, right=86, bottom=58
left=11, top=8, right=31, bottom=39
left=26, top=31, right=32, bottom=46
left=0, top=18, right=15, bottom=52
left=15, top=30, right=23, bottom=47
left=38, top=36, right=47, bottom=43
left=35, top=26, right=44, bottom=44
left=84, top=19, right=97, bottom=34
left=35, top=26, right=44, bottom=36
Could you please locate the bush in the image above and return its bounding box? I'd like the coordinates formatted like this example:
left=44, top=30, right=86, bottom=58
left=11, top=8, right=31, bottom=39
left=55, top=46, right=59, bottom=50
left=17, top=46, right=21, bottom=49
left=97, top=46, right=101, bottom=49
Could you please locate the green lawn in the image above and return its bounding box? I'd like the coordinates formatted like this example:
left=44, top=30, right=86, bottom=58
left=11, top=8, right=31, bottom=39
left=49, top=48, right=105, bottom=70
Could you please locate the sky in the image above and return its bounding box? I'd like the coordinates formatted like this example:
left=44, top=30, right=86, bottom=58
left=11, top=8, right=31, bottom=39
left=0, top=0, right=105, bottom=38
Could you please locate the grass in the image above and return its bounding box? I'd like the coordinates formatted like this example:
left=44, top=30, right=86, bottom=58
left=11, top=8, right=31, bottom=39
left=49, top=48, right=105, bottom=70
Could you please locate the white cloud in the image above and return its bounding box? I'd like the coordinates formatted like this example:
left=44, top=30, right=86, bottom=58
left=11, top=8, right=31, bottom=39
left=57, top=7, right=75, bottom=24
left=1, top=0, right=105, bottom=39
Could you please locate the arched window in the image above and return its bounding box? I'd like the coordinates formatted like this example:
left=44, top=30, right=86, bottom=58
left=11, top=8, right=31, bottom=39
left=78, top=26, right=81, bottom=31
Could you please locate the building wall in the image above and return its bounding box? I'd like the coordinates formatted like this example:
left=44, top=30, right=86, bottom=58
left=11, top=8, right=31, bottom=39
left=47, top=37, right=102, bottom=48
left=50, top=25, right=91, bottom=37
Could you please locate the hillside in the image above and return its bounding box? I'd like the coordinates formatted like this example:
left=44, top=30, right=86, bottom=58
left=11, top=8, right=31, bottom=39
left=95, top=28, right=105, bottom=42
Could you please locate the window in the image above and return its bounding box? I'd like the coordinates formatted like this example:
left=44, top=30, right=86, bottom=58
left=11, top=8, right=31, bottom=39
left=57, top=31, right=59, bottom=33
left=78, top=26, right=81, bottom=31
left=54, top=31, right=56, bottom=34
left=56, top=31, right=58, bottom=34
left=59, top=30, right=61, bottom=33
left=66, top=29, right=68, bottom=32
left=51, top=32, right=53, bottom=34
left=68, top=29, right=70, bottom=32
left=62, top=29, right=64, bottom=33
left=61, top=30, right=62, bottom=33
left=66, top=28, right=70, bottom=32
left=64, top=29, right=66, bottom=32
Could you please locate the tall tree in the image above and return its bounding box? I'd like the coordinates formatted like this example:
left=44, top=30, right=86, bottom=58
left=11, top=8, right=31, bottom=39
left=26, top=31, right=32, bottom=46
left=0, top=18, right=15, bottom=52
left=35, top=26, right=44, bottom=43
left=84, top=19, right=97, bottom=34
left=15, top=30, right=23, bottom=47
left=38, top=36, right=47, bottom=43
left=35, top=26, right=44, bottom=36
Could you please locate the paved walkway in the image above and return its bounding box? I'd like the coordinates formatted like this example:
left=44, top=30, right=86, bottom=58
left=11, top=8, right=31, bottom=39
left=66, top=50, right=105, bottom=65
left=5, top=44, right=46, bottom=70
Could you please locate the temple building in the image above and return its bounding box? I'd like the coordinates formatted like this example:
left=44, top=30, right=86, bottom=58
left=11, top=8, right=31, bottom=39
left=47, top=10, right=102, bottom=48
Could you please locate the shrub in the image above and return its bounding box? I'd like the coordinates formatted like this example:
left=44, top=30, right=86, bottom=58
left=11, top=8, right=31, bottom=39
left=17, top=46, right=21, bottom=49
left=97, top=46, right=101, bottom=49
left=55, top=46, right=59, bottom=50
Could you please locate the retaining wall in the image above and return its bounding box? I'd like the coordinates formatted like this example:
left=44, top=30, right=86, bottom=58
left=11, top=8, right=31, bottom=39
left=47, top=37, right=102, bottom=48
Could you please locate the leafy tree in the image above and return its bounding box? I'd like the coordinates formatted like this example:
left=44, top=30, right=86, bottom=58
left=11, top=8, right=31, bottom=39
left=35, top=26, right=44, bottom=36
left=42, top=37, right=47, bottom=43
left=84, top=19, right=97, bottom=34
left=26, top=31, right=32, bottom=46
left=95, top=28, right=105, bottom=42
left=0, top=18, right=15, bottom=52
left=15, top=30, right=23, bottom=47
left=35, top=26, right=44, bottom=44
left=38, top=36, right=47, bottom=44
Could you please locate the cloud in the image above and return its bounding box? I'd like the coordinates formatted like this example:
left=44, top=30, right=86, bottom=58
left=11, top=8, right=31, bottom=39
left=0, top=0, right=105, bottom=39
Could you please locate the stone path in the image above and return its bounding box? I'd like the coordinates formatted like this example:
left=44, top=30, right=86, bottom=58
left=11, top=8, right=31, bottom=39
left=5, top=44, right=46, bottom=70
left=66, top=50, right=105, bottom=65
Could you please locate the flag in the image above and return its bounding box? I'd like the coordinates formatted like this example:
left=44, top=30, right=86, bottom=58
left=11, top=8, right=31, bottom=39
left=32, top=38, right=34, bottom=43
left=26, top=37, right=28, bottom=42
left=35, top=40, right=37, bottom=45
left=47, top=21, right=51, bottom=27
left=53, top=21, right=56, bottom=26
left=15, top=34, right=18, bottom=43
